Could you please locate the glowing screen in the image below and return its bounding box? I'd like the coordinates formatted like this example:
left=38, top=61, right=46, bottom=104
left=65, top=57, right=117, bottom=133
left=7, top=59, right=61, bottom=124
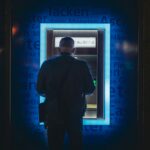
left=55, top=37, right=96, bottom=48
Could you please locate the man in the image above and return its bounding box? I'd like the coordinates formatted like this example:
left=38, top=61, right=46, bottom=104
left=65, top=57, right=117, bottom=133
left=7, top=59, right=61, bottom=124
left=37, top=37, right=95, bottom=150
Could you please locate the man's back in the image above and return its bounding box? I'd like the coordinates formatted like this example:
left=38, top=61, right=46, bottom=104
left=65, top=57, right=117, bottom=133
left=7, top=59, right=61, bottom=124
left=37, top=52, right=95, bottom=117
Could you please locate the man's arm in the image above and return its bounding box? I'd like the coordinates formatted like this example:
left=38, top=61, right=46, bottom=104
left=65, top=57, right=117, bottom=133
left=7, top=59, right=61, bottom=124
left=82, top=62, right=95, bottom=95
left=36, top=61, right=47, bottom=97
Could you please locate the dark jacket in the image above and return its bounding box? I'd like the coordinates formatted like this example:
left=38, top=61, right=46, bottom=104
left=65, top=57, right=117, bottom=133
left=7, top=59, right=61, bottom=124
left=37, top=52, right=95, bottom=118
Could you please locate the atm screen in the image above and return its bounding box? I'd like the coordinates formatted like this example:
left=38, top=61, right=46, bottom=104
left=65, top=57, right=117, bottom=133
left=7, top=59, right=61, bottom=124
left=55, top=37, right=96, bottom=48
left=46, top=29, right=104, bottom=119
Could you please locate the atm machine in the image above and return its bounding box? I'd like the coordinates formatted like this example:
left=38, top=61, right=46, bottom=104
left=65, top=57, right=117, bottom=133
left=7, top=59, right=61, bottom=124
left=40, top=23, right=110, bottom=125
left=46, top=30, right=104, bottom=119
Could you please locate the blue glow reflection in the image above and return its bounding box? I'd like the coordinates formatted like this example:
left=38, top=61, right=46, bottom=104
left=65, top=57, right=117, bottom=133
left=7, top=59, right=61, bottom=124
left=40, top=23, right=110, bottom=125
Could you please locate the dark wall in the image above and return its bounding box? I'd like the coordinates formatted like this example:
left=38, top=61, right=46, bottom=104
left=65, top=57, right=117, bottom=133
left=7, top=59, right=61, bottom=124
left=139, top=0, right=150, bottom=149
left=0, top=1, right=5, bottom=150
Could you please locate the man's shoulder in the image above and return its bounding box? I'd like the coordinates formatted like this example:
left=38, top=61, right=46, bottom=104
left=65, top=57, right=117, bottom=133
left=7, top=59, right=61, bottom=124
left=44, top=55, right=60, bottom=64
left=73, top=58, right=87, bottom=67
left=42, top=56, right=87, bottom=67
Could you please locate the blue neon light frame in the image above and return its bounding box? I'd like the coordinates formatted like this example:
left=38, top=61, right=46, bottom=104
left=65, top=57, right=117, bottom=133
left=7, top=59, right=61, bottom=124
left=40, top=23, right=110, bottom=125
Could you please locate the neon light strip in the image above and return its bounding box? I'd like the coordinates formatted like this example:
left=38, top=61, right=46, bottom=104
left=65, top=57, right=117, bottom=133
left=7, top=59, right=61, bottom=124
left=40, top=23, right=110, bottom=125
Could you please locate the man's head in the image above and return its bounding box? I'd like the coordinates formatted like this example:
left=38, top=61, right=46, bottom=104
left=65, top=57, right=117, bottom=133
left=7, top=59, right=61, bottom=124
left=59, top=37, right=75, bottom=54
